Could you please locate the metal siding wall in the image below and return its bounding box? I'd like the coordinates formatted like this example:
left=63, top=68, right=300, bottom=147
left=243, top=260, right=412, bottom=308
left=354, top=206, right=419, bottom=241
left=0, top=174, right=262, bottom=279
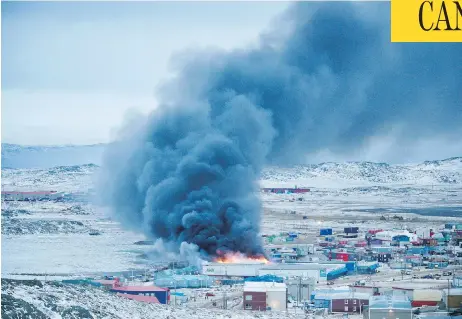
left=369, top=309, right=412, bottom=319
left=266, top=290, right=286, bottom=311
left=244, top=292, right=266, bottom=311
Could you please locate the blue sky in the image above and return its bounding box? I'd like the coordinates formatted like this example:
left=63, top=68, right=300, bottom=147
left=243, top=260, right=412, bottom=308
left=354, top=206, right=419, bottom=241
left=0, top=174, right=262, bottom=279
left=2, top=1, right=289, bottom=145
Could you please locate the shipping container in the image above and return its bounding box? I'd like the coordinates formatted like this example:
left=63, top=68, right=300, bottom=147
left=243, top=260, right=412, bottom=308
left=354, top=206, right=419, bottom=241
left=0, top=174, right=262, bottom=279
left=320, top=229, right=333, bottom=236
left=344, top=227, right=359, bottom=234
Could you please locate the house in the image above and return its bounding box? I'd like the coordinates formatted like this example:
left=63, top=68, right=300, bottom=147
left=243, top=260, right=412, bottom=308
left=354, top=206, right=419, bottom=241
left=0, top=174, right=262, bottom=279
left=330, top=292, right=370, bottom=313
left=243, top=282, right=287, bottom=311
left=422, top=238, right=438, bottom=246
left=364, top=294, right=413, bottom=319
left=116, top=293, right=160, bottom=304
left=377, top=253, right=392, bottom=263
left=110, top=280, right=170, bottom=304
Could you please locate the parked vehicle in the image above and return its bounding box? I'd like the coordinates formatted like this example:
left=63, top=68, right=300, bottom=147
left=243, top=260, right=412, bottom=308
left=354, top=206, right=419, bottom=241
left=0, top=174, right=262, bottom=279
left=413, top=275, right=419, bottom=279
left=434, top=274, right=441, bottom=279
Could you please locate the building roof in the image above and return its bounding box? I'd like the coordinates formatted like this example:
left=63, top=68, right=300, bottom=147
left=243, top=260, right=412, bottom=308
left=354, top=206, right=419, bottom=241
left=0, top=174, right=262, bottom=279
left=261, top=263, right=341, bottom=271
left=330, top=292, right=371, bottom=300
left=369, top=294, right=412, bottom=309
left=116, top=293, right=160, bottom=303
left=111, top=285, right=168, bottom=292
left=442, top=288, right=462, bottom=296
left=244, top=281, right=286, bottom=292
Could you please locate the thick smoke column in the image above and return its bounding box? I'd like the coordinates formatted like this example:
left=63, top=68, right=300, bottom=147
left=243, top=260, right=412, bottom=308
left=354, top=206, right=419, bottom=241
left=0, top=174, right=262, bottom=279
left=99, top=2, right=461, bottom=258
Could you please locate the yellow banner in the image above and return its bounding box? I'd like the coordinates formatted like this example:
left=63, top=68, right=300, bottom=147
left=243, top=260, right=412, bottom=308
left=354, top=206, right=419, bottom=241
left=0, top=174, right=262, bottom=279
left=391, top=0, right=462, bottom=42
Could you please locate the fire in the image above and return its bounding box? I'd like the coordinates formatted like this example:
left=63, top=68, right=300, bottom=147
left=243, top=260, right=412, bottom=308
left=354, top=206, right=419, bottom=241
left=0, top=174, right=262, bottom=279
left=214, top=252, right=269, bottom=264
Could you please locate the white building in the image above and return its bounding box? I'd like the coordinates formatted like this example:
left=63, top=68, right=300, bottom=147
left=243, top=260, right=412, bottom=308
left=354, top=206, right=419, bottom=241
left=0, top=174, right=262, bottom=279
left=201, top=262, right=265, bottom=277
left=374, top=230, right=418, bottom=243
left=258, top=263, right=344, bottom=282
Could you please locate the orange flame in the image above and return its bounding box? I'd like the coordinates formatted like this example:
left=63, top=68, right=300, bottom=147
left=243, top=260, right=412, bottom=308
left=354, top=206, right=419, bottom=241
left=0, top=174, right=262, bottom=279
left=214, top=252, right=269, bottom=264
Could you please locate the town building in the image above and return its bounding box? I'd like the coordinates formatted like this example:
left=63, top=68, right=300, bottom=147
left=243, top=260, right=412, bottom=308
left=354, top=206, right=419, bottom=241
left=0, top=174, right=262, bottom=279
left=243, top=282, right=287, bottom=311
left=442, top=288, right=462, bottom=311
left=364, top=294, right=413, bottom=319
left=286, top=277, right=315, bottom=303
left=330, top=292, right=370, bottom=313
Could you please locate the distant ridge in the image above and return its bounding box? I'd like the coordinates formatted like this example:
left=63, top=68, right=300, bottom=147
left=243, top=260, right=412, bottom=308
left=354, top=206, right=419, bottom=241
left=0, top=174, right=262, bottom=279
left=261, top=157, right=462, bottom=186
left=2, top=142, right=461, bottom=187
left=1, top=143, right=107, bottom=169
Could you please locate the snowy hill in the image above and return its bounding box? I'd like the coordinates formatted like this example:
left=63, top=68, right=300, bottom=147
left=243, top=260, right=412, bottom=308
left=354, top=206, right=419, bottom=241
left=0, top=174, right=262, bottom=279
left=1, top=279, right=303, bottom=319
left=1, top=164, right=98, bottom=192
left=261, top=157, right=462, bottom=187
left=2, top=144, right=462, bottom=189
left=1, top=143, right=105, bottom=169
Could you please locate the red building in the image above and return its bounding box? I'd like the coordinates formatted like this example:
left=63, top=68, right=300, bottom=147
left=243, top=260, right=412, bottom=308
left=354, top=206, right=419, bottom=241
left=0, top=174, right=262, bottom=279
left=330, top=292, right=370, bottom=313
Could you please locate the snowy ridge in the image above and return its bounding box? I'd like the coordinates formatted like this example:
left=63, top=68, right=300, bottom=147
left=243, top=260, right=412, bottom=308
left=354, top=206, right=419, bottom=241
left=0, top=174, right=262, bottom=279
left=1, top=164, right=98, bottom=192
left=261, top=157, right=462, bottom=187
left=2, top=156, right=462, bottom=191
left=1, top=143, right=105, bottom=169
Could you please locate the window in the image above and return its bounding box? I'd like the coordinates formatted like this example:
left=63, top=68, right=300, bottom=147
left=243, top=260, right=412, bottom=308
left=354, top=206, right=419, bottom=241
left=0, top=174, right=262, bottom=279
left=353, top=299, right=357, bottom=304
left=345, top=300, right=349, bottom=304
left=245, top=304, right=252, bottom=310
left=245, top=295, right=253, bottom=301
left=353, top=306, right=357, bottom=312
left=344, top=306, right=349, bottom=312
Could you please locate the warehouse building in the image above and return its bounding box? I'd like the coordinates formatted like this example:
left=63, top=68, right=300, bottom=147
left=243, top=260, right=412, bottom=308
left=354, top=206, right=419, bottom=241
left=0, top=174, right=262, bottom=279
left=258, top=263, right=347, bottom=282
left=243, top=282, right=287, bottom=311
left=201, top=262, right=265, bottom=277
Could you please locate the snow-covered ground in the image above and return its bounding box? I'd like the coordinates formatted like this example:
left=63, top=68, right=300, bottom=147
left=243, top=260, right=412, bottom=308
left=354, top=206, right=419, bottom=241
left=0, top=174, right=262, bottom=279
left=1, top=279, right=308, bottom=319
left=2, top=157, right=462, bottom=276
left=1, top=154, right=462, bottom=318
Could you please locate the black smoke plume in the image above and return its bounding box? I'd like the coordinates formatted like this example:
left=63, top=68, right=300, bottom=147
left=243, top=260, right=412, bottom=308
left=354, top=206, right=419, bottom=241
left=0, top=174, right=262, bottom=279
left=99, top=2, right=462, bottom=259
